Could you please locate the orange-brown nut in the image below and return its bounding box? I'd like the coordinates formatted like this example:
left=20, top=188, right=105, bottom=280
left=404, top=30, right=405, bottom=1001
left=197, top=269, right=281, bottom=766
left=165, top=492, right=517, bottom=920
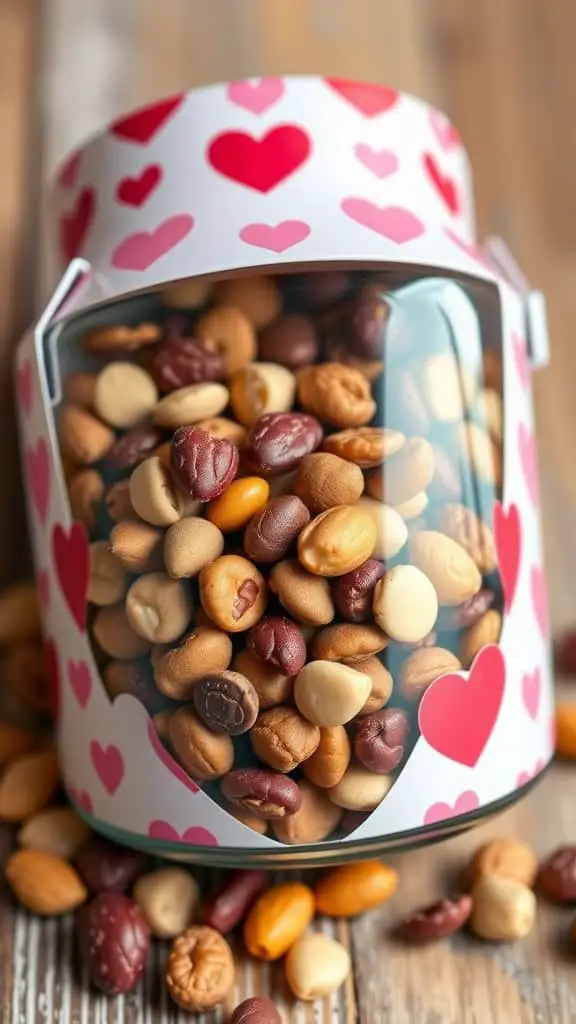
left=92, top=602, right=151, bottom=659
left=5, top=848, right=88, bottom=915
left=199, top=556, right=267, bottom=632
left=0, top=723, right=37, bottom=767
left=168, top=707, right=234, bottom=781
left=110, top=520, right=164, bottom=574
left=294, top=453, right=364, bottom=514
left=272, top=779, right=342, bottom=843
left=325, top=337, right=383, bottom=381
left=84, top=322, right=161, bottom=353
left=68, top=469, right=105, bottom=530
left=302, top=726, right=351, bottom=788
left=196, top=305, right=257, bottom=376
left=0, top=582, right=41, bottom=646
left=315, top=861, right=398, bottom=917
left=229, top=363, right=296, bottom=427
left=298, top=506, right=377, bottom=577
left=468, top=839, right=538, bottom=888
left=460, top=610, right=502, bottom=668
left=0, top=747, right=60, bottom=822
left=312, top=623, right=387, bottom=662
left=555, top=704, right=576, bottom=758
left=2, top=643, right=51, bottom=713
left=162, top=277, right=212, bottom=309
left=400, top=647, right=462, bottom=701
left=350, top=655, right=393, bottom=715
left=243, top=883, right=315, bottom=960
left=297, top=362, right=376, bottom=428
left=214, top=275, right=281, bottom=329
left=152, top=710, right=173, bottom=740
left=59, top=405, right=115, bottom=465
left=269, top=560, right=335, bottom=626
left=196, top=416, right=247, bottom=446
left=366, top=437, right=435, bottom=505
left=232, top=649, right=294, bottom=709
left=441, top=504, right=497, bottom=575
left=323, top=426, right=405, bottom=468
left=207, top=477, right=270, bottom=532
left=63, top=372, right=97, bottom=409
left=165, top=925, right=235, bottom=1012
left=250, top=706, right=320, bottom=772
left=152, top=627, right=233, bottom=700
left=483, top=348, right=503, bottom=392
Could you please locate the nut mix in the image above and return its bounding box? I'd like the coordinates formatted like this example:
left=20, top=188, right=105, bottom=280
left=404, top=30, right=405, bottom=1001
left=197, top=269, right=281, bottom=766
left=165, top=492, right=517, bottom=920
left=48, top=268, right=507, bottom=846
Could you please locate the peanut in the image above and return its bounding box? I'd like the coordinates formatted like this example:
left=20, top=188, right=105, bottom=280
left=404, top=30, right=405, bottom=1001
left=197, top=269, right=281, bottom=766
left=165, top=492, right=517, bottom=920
left=243, top=882, right=315, bottom=960
left=315, top=861, right=398, bottom=917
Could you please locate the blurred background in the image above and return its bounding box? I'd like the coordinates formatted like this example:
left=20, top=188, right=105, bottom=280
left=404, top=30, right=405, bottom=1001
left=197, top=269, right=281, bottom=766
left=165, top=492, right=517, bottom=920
left=1, top=0, right=574, bottom=629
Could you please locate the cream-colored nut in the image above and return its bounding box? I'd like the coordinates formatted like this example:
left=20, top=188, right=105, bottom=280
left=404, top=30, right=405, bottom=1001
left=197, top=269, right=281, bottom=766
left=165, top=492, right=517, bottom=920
left=420, top=353, right=475, bottom=422
left=373, top=565, right=438, bottom=643
left=298, top=505, right=377, bottom=577
left=393, top=491, right=429, bottom=521
left=59, top=405, right=115, bottom=465
left=410, top=530, right=482, bottom=605
left=153, top=382, right=229, bottom=429
left=214, top=275, right=281, bottom=329
left=93, top=362, right=158, bottom=429
left=162, top=277, right=212, bottom=309
left=468, top=839, right=538, bottom=888
left=133, top=867, right=200, bottom=938
left=366, top=437, right=435, bottom=505
left=459, top=422, right=501, bottom=483
left=302, top=726, right=351, bottom=788
left=479, top=387, right=503, bottom=442
left=129, top=457, right=186, bottom=527
left=17, top=806, right=91, bottom=859
left=441, top=504, right=497, bottom=574
left=105, top=479, right=139, bottom=522
left=110, top=520, right=164, bottom=574
left=460, top=610, right=502, bottom=668
left=164, top=517, right=225, bottom=578
left=400, top=646, right=462, bottom=700
left=350, top=656, right=393, bottom=715
left=230, top=362, right=296, bottom=427
left=63, top=372, right=97, bottom=409
left=470, top=875, right=536, bottom=941
left=196, top=416, right=247, bottom=446
left=269, top=560, right=335, bottom=625
left=294, top=453, right=364, bottom=514
left=126, top=573, right=193, bottom=643
left=285, top=933, right=351, bottom=1000
left=68, top=469, right=104, bottom=530
left=88, top=541, right=127, bottom=606
left=153, top=627, right=233, bottom=700
left=355, top=498, right=408, bottom=559
left=327, top=764, right=393, bottom=811
left=294, top=660, right=372, bottom=727
left=273, top=780, right=342, bottom=844
left=92, top=602, right=151, bottom=659
left=196, top=305, right=257, bottom=376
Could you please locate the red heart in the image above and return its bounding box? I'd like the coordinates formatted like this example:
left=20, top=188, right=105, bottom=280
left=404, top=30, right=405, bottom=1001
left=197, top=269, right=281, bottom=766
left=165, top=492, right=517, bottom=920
left=26, top=439, right=51, bottom=523
left=111, top=214, right=194, bottom=271
left=111, top=94, right=183, bottom=144
left=207, top=125, right=311, bottom=193
left=67, top=658, right=92, bottom=709
left=493, top=501, right=522, bottom=613
left=60, top=187, right=95, bottom=261
left=419, top=645, right=506, bottom=767
left=58, top=151, right=81, bottom=189
left=115, top=164, right=162, bottom=207
left=90, top=741, right=124, bottom=795
left=325, top=78, right=399, bottom=116
left=52, top=522, right=89, bottom=632
left=44, top=638, right=60, bottom=724
left=423, top=153, right=460, bottom=215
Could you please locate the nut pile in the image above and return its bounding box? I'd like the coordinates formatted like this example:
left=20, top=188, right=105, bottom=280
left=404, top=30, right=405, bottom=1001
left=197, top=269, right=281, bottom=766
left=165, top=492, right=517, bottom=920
left=60, top=270, right=505, bottom=841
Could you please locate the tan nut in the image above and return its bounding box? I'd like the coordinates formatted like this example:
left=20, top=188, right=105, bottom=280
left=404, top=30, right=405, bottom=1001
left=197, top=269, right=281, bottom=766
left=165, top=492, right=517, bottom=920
left=355, top=498, right=408, bottom=559
left=17, top=806, right=91, bottom=859
left=92, top=602, right=151, bottom=659
left=63, top=372, right=97, bottom=408
left=349, top=656, right=393, bottom=715
left=460, top=610, right=502, bottom=668
left=133, top=867, right=200, bottom=938
left=470, top=876, right=536, bottom=941
left=110, top=520, right=164, bottom=574
left=93, top=362, right=158, bottom=428
left=297, top=362, right=376, bottom=428
left=164, top=517, right=225, bottom=578
left=165, top=925, right=235, bottom=1012
left=272, top=780, right=342, bottom=844
left=129, top=457, right=187, bottom=527
left=323, top=426, right=404, bottom=468
left=285, top=932, right=350, bottom=1000
left=153, top=382, right=229, bottom=429
left=468, top=839, right=538, bottom=888
left=327, top=764, right=393, bottom=811
left=196, top=305, right=257, bottom=376
left=105, top=479, right=137, bottom=523
left=459, top=422, right=501, bottom=484
left=126, top=573, right=193, bottom=644
left=294, top=453, right=364, bottom=514
left=298, top=505, right=377, bottom=577
left=214, top=275, right=281, bottom=329
left=68, top=469, right=104, bottom=530
left=87, top=541, right=127, bottom=606
left=199, top=555, right=267, bottom=632
left=410, top=531, right=482, bottom=605
left=153, top=627, right=232, bottom=700
left=302, top=726, right=351, bottom=788
left=168, top=706, right=234, bottom=781
left=366, top=437, right=435, bottom=505
left=269, top=560, right=335, bottom=626
left=441, top=504, right=497, bottom=574
left=312, top=623, right=388, bottom=662
left=250, top=706, right=320, bottom=772
left=373, top=565, right=438, bottom=643
left=59, top=405, right=115, bottom=465
left=400, top=647, right=462, bottom=701
left=232, top=649, right=293, bottom=709
left=230, top=362, right=296, bottom=427
left=162, top=277, right=212, bottom=309
left=294, top=660, right=372, bottom=727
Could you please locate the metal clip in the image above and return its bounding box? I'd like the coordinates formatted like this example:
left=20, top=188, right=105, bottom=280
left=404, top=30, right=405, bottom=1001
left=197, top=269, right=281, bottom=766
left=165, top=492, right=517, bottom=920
left=482, top=236, right=549, bottom=370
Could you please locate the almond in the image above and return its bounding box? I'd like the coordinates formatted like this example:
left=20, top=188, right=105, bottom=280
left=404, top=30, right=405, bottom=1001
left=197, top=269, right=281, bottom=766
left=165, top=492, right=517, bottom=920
left=410, top=531, right=482, bottom=605
left=0, top=747, right=60, bottom=822
left=18, top=806, right=91, bottom=858
left=0, top=722, right=37, bottom=766
left=5, top=848, right=88, bottom=914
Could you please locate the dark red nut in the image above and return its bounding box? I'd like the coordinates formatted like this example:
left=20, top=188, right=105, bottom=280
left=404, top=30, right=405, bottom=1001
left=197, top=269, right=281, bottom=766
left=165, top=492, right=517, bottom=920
left=75, top=836, right=146, bottom=894
left=332, top=559, right=386, bottom=622
left=247, top=616, right=307, bottom=675
left=246, top=412, right=323, bottom=476
left=350, top=284, right=390, bottom=359
left=151, top=334, right=225, bottom=392
left=436, top=589, right=495, bottom=630
left=221, top=768, right=302, bottom=820
left=192, top=670, right=259, bottom=735
left=78, top=892, right=150, bottom=994
left=538, top=846, right=576, bottom=903
left=555, top=629, right=576, bottom=676
left=171, top=426, right=239, bottom=501
left=104, top=422, right=165, bottom=471
left=203, top=870, right=268, bottom=933
left=395, top=895, right=472, bottom=944
left=259, top=315, right=319, bottom=370
left=244, top=495, right=310, bottom=563
left=231, top=997, right=282, bottom=1024
left=302, top=270, right=351, bottom=308
left=354, top=708, right=409, bottom=774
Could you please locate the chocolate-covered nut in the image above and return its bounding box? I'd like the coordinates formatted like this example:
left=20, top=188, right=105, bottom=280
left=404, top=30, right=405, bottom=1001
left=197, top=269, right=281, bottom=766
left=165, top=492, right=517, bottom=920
left=75, top=836, right=146, bottom=894
left=272, top=779, right=342, bottom=844
left=259, top=315, right=319, bottom=370
left=221, top=768, right=302, bottom=819
left=104, top=423, right=165, bottom=471
left=350, top=284, right=390, bottom=358
left=199, top=555, right=267, bottom=632
left=244, top=495, right=310, bottom=563
left=110, top=520, right=164, bottom=574
left=168, top=706, right=234, bottom=780
left=251, top=706, right=320, bottom=772
left=192, top=670, right=259, bottom=735
left=151, top=334, right=225, bottom=392
left=332, top=560, right=386, bottom=622
left=269, top=559, right=335, bottom=626
left=126, top=573, right=192, bottom=644
left=78, top=893, right=150, bottom=995
left=354, top=708, right=409, bottom=773
left=436, top=589, right=495, bottom=630
left=297, top=362, right=376, bottom=428
left=231, top=997, right=282, bottom=1024
left=171, top=426, right=239, bottom=501
left=311, top=623, right=387, bottom=662
left=232, top=649, right=294, bottom=709
left=103, top=659, right=174, bottom=716
left=248, top=616, right=307, bottom=675
left=295, top=452, right=364, bottom=514
left=152, top=627, right=232, bottom=700
left=395, top=895, right=472, bottom=944
left=246, top=411, right=323, bottom=475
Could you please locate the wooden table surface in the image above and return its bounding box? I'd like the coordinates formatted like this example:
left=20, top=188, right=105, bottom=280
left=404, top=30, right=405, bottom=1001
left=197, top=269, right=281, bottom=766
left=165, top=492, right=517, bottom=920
left=2, top=1, right=576, bottom=1021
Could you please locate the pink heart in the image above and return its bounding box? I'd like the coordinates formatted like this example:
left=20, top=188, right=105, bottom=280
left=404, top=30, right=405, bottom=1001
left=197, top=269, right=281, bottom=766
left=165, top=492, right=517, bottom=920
left=423, top=790, right=479, bottom=826
left=522, top=667, right=541, bottom=720
left=429, top=109, right=462, bottom=151
left=111, top=214, right=194, bottom=271
left=37, top=571, right=50, bottom=613
left=518, top=423, right=538, bottom=505
left=341, top=199, right=425, bottom=243
left=227, top=77, right=285, bottom=114
left=516, top=769, right=531, bottom=788
left=239, top=219, right=310, bottom=253
left=513, top=331, right=530, bottom=389
left=531, top=564, right=549, bottom=639
left=444, top=228, right=491, bottom=268
left=147, top=820, right=218, bottom=846
left=67, top=785, right=93, bottom=815
left=17, top=359, right=33, bottom=417
left=67, top=658, right=92, bottom=708
left=516, top=758, right=545, bottom=789
left=493, top=501, right=522, bottom=613
left=147, top=720, right=199, bottom=793
left=354, top=144, right=399, bottom=179
left=26, top=439, right=51, bottom=523
left=90, top=741, right=124, bottom=795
